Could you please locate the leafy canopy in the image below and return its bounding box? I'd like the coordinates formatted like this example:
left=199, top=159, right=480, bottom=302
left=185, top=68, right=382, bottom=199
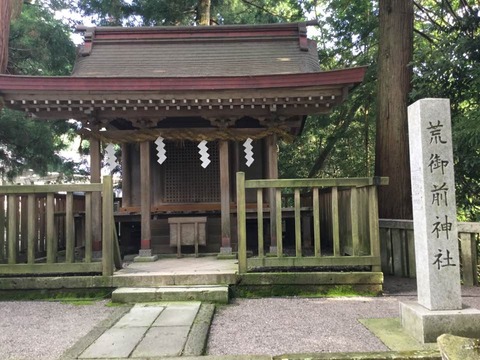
left=0, top=3, right=77, bottom=181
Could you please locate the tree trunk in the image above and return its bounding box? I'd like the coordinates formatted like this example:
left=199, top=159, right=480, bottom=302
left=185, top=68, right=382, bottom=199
left=198, top=0, right=210, bottom=25
left=0, top=0, right=12, bottom=74
left=375, top=0, right=414, bottom=219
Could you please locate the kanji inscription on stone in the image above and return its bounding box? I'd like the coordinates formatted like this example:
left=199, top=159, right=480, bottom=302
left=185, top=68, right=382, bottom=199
left=408, top=98, right=461, bottom=311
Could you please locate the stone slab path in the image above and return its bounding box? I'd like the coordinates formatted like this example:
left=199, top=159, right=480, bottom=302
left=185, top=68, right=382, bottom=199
left=79, top=302, right=200, bottom=359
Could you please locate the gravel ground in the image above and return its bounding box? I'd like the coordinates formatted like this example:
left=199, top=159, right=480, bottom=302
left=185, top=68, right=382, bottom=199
left=207, top=277, right=480, bottom=356
left=0, top=300, right=115, bottom=360
left=0, top=277, right=479, bottom=359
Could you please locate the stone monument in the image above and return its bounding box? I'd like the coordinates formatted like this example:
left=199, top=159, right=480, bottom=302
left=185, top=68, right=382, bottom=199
left=401, top=98, right=480, bottom=343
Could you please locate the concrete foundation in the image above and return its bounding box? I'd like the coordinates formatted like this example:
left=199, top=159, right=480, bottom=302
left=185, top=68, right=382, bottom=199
left=400, top=301, right=480, bottom=343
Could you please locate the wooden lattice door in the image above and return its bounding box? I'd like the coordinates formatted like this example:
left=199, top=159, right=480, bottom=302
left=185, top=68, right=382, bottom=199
left=163, top=141, right=220, bottom=203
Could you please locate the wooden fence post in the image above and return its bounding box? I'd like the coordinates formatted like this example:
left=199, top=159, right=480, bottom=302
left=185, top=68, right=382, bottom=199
left=0, top=195, right=5, bottom=261
left=236, top=172, right=247, bottom=273
left=368, top=186, right=381, bottom=272
left=102, top=176, right=114, bottom=276
left=460, top=232, right=478, bottom=286
left=7, top=195, right=16, bottom=264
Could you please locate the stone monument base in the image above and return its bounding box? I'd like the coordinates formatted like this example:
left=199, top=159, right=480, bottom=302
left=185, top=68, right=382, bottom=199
left=400, top=301, right=480, bottom=343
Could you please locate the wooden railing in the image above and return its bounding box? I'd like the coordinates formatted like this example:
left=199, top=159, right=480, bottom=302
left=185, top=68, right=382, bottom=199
left=236, top=172, right=389, bottom=273
left=379, top=219, right=479, bottom=286
left=0, top=176, right=115, bottom=276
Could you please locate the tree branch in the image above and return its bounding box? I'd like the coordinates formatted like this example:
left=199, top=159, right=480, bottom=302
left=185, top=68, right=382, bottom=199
left=413, top=28, right=435, bottom=43
left=413, top=0, right=445, bottom=30
left=240, top=0, right=290, bottom=21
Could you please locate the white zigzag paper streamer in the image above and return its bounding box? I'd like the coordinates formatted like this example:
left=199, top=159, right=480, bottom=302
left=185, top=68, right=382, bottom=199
left=198, top=140, right=211, bottom=168
left=244, top=138, right=254, bottom=167
left=104, top=143, right=118, bottom=173
left=154, top=136, right=167, bottom=164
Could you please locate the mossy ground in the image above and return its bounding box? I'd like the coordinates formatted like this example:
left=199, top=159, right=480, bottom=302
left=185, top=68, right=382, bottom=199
left=232, top=284, right=379, bottom=298
left=0, top=288, right=113, bottom=304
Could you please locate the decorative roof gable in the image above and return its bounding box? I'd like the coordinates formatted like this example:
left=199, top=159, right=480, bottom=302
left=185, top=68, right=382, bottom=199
left=73, top=22, right=320, bottom=77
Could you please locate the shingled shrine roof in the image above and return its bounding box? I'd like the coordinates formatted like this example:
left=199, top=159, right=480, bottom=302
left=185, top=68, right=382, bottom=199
left=0, top=22, right=367, bottom=142
left=73, top=22, right=321, bottom=77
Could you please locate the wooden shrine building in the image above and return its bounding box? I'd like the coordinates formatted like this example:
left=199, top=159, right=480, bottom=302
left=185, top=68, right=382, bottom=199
left=0, top=22, right=366, bottom=260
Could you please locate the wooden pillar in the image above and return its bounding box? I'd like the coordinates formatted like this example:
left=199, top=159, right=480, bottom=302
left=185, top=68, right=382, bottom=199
left=121, top=143, right=131, bottom=208
left=137, top=141, right=157, bottom=260
left=219, top=140, right=231, bottom=254
left=90, top=138, right=102, bottom=256
left=267, top=135, right=278, bottom=254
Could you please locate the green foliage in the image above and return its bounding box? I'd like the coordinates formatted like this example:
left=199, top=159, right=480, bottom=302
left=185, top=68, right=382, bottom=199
left=7, top=4, right=76, bottom=75
left=75, top=0, right=306, bottom=26
left=282, top=0, right=480, bottom=221
left=280, top=0, right=378, bottom=179
left=0, top=3, right=78, bottom=181
left=412, top=0, right=480, bottom=220
left=0, top=109, right=68, bottom=180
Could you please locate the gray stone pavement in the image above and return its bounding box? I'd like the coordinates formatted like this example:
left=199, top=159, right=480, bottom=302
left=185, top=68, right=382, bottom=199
left=79, top=302, right=201, bottom=359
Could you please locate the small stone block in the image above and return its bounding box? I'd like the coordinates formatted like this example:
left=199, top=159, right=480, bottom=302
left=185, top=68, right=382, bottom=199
left=79, top=327, right=147, bottom=359
left=111, top=288, right=157, bottom=303
left=156, top=286, right=229, bottom=303
left=400, top=301, right=480, bottom=343
left=219, top=246, right=233, bottom=254
left=133, top=255, right=158, bottom=262
left=113, top=305, right=164, bottom=328
left=153, top=303, right=200, bottom=326
left=131, top=326, right=190, bottom=358
left=437, top=334, right=480, bottom=360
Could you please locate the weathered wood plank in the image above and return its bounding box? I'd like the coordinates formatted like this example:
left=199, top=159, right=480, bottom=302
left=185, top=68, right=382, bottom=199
left=90, top=138, right=102, bottom=255
left=219, top=140, right=231, bottom=250
left=236, top=172, right=247, bottom=273
left=379, top=228, right=391, bottom=274
left=27, top=194, right=36, bottom=264
left=382, top=220, right=477, bottom=234
left=0, top=195, right=5, bottom=261
left=20, top=196, right=28, bottom=253
left=38, top=197, right=46, bottom=253
left=257, top=189, right=264, bottom=258
left=113, top=222, right=122, bottom=270
left=0, top=262, right=102, bottom=275
left=121, top=143, right=131, bottom=207
left=350, top=187, right=360, bottom=256
left=102, top=176, right=114, bottom=276
left=0, top=184, right=103, bottom=195
left=368, top=186, right=381, bottom=272
left=267, top=135, right=278, bottom=254
left=176, top=222, right=181, bottom=258
left=245, top=177, right=389, bottom=189
left=331, top=187, right=340, bottom=257
left=458, top=222, right=480, bottom=233
left=247, top=255, right=381, bottom=269
left=7, top=195, right=17, bottom=265
left=313, top=188, right=321, bottom=257
left=65, top=192, right=75, bottom=263
left=294, top=189, right=302, bottom=257
left=460, top=232, right=478, bottom=286
left=407, top=229, right=416, bottom=278
left=140, top=141, right=151, bottom=252
left=85, top=192, right=92, bottom=263
left=275, top=189, right=283, bottom=257
left=46, top=193, right=56, bottom=263
left=391, top=229, right=405, bottom=277
left=379, top=219, right=414, bottom=230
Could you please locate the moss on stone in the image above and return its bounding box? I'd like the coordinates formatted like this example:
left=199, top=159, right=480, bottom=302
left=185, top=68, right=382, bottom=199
left=0, top=288, right=113, bottom=302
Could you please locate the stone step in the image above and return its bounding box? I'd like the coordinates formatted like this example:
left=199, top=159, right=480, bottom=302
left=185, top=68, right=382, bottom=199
left=112, top=285, right=229, bottom=304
